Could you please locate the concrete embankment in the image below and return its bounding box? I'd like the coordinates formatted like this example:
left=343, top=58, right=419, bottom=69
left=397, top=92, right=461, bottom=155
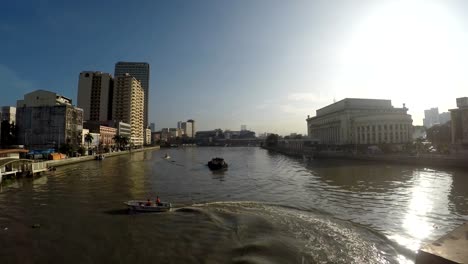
left=263, top=146, right=468, bottom=169
left=416, top=222, right=468, bottom=264
left=46, top=146, right=160, bottom=168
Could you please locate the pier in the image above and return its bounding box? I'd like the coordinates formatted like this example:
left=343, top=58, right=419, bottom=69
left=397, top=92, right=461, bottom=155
left=0, top=158, right=48, bottom=184
left=416, top=222, right=468, bottom=264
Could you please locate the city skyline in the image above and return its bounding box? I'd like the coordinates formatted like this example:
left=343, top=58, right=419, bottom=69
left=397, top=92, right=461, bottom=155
left=2, top=1, right=468, bottom=134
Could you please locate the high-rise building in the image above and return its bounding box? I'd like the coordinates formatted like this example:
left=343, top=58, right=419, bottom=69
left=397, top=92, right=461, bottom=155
left=16, top=90, right=83, bottom=150
left=114, top=62, right=150, bottom=128
left=187, top=119, right=195, bottom=138
left=1, top=106, right=16, bottom=123
left=439, top=112, right=451, bottom=125
left=150, top=122, right=155, bottom=132
left=77, top=71, right=114, bottom=122
left=423, top=108, right=440, bottom=128
left=113, top=74, right=145, bottom=146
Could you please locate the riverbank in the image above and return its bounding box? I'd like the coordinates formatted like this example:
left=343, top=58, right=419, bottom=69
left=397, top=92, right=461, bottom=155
left=46, top=146, right=160, bottom=168
left=263, top=146, right=468, bottom=169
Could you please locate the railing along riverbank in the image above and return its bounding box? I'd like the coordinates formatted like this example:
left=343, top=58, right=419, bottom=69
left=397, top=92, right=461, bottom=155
left=46, top=146, right=160, bottom=168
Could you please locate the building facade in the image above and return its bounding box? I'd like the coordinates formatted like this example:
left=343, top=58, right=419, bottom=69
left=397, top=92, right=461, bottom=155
left=0, top=106, right=16, bottom=145
left=423, top=108, right=440, bottom=128
left=77, top=71, right=114, bottom=122
left=187, top=119, right=195, bottom=138
left=306, top=98, right=413, bottom=145
left=83, top=121, right=117, bottom=148
left=113, top=74, right=144, bottom=146
left=450, top=97, right=468, bottom=145
left=16, top=90, right=83, bottom=150
left=144, top=128, right=151, bottom=145
left=114, top=62, right=150, bottom=128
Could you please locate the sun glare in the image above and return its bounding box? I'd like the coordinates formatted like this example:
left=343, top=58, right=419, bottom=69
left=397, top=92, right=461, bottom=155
left=335, top=1, right=468, bottom=117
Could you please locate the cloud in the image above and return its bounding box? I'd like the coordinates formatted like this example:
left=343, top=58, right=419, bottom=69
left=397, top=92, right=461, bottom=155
left=287, top=92, right=322, bottom=102
left=280, top=104, right=314, bottom=115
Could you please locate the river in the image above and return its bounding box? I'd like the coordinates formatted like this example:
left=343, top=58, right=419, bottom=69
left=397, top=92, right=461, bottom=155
left=1, top=147, right=467, bottom=263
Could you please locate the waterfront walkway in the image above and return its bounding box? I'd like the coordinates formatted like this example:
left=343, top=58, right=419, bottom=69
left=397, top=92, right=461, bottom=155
left=46, top=146, right=160, bottom=168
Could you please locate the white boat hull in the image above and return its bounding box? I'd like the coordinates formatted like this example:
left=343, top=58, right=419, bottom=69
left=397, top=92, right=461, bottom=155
left=124, top=200, right=171, bottom=212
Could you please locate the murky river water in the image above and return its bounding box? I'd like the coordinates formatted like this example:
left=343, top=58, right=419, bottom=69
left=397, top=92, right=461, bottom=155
left=1, top=147, right=467, bottom=263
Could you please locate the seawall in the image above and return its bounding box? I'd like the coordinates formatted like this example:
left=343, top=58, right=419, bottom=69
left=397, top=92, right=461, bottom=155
left=262, top=146, right=468, bottom=169
left=46, top=146, right=160, bottom=168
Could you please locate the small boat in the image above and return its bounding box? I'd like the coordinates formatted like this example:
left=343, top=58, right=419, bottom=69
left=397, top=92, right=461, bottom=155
left=163, top=153, right=171, bottom=159
left=207, top=157, right=228, bottom=170
left=95, top=154, right=105, bottom=160
left=124, top=200, right=172, bottom=212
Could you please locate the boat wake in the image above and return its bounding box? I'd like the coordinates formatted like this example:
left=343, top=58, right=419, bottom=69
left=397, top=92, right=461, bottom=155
left=168, top=201, right=410, bottom=264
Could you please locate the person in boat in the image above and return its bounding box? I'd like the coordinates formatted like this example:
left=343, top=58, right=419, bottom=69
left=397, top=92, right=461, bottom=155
left=145, top=199, right=152, bottom=206
left=156, top=196, right=161, bottom=206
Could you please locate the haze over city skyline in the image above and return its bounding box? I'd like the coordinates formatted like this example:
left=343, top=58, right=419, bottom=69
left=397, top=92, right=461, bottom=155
left=2, top=0, right=468, bottom=135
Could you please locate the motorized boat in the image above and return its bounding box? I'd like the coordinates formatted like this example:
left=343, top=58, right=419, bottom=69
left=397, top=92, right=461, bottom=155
left=124, top=200, right=172, bottom=212
left=207, top=157, right=228, bottom=170
left=95, top=154, right=105, bottom=160
left=163, top=153, right=171, bottom=159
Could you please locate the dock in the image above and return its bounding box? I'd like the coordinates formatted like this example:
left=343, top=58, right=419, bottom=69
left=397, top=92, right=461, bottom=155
left=416, top=222, right=468, bottom=264
left=0, top=158, right=48, bottom=184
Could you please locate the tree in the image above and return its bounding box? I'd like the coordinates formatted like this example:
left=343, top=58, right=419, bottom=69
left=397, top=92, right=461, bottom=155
left=120, top=136, right=129, bottom=149
left=84, top=133, right=94, bottom=150
left=59, top=143, right=75, bottom=156
left=113, top=134, right=121, bottom=149
left=0, top=120, right=16, bottom=146
left=265, top=134, right=279, bottom=147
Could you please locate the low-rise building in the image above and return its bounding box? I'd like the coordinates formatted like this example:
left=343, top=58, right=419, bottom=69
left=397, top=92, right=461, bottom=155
left=306, top=98, right=413, bottom=145
left=450, top=97, right=468, bottom=145
left=83, top=121, right=117, bottom=148
left=16, top=90, right=83, bottom=150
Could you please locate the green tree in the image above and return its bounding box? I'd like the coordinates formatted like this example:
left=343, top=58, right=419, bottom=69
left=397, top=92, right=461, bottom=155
left=112, top=134, right=121, bottom=149
left=265, top=134, right=279, bottom=147
left=59, top=143, right=75, bottom=156
left=120, top=136, right=129, bottom=149
left=84, top=133, right=94, bottom=150
left=0, top=120, right=16, bottom=146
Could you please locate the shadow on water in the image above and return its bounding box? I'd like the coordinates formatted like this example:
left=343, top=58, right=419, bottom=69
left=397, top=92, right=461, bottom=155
left=103, top=209, right=131, bottom=215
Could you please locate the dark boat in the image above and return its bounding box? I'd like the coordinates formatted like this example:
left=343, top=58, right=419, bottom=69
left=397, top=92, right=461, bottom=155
left=207, top=157, right=228, bottom=170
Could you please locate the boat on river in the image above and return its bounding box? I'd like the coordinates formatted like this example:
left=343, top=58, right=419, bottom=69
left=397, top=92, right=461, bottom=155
left=124, top=200, right=172, bottom=212
left=207, top=157, right=228, bottom=170
left=95, top=154, right=105, bottom=160
left=163, top=153, right=171, bottom=159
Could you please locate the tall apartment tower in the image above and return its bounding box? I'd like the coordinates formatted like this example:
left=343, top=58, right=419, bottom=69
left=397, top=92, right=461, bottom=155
left=113, top=74, right=145, bottom=146
left=77, top=71, right=114, bottom=122
left=114, top=62, right=150, bottom=128
left=187, top=119, right=195, bottom=138
left=423, top=107, right=440, bottom=128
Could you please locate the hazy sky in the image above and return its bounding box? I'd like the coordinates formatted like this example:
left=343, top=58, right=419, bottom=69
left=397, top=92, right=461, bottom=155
left=1, top=0, right=468, bottom=135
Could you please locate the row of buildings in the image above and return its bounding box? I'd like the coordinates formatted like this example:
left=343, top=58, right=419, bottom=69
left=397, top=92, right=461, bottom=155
left=0, top=61, right=154, bottom=152
left=305, top=97, right=468, bottom=149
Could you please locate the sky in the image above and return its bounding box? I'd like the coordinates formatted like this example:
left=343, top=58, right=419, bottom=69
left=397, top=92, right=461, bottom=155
left=1, top=0, right=468, bottom=135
